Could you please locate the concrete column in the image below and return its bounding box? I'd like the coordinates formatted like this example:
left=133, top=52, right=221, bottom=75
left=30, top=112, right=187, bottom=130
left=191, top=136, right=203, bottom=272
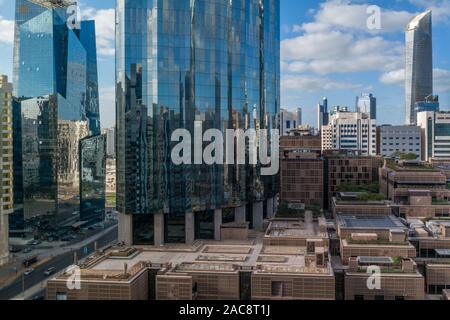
left=214, top=209, right=222, bottom=241
left=235, top=205, right=246, bottom=224
left=274, top=195, right=279, bottom=215
left=252, top=202, right=264, bottom=231
left=185, top=211, right=195, bottom=244
left=154, top=212, right=164, bottom=246
left=118, top=212, right=132, bottom=246
left=266, top=197, right=274, bottom=219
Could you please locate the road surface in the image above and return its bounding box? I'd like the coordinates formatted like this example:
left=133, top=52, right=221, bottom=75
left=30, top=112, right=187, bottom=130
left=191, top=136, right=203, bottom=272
left=0, top=226, right=117, bottom=300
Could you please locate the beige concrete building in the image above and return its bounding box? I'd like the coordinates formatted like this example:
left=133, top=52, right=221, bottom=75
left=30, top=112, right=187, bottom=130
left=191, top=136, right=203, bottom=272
left=380, top=160, right=450, bottom=219
left=0, top=75, right=13, bottom=266
left=336, top=215, right=416, bottom=265
left=47, top=218, right=335, bottom=300
left=324, top=151, right=383, bottom=209
left=345, top=257, right=425, bottom=300
left=280, top=151, right=324, bottom=208
left=331, top=193, right=392, bottom=217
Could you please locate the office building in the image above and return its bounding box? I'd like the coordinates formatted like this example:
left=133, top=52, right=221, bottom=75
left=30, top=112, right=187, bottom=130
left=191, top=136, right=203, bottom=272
left=324, top=151, right=383, bottom=209
left=415, top=95, right=439, bottom=119
left=103, top=127, right=115, bottom=158
left=280, top=149, right=324, bottom=208
left=345, top=257, right=424, bottom=300
left=0, top=76, right=13, bottom=266
left=281, top=108, right=302, bottom=136
left=80, top=134, right=106, bottom=225
left=116, top=0, right=280, bottom=245
left=280, top=131, right=321, bottom=152
left=47, top=218, right=335, bottom=300
left=418, top=111, right=450, bottom=162
left=336, top=214, right=416, bottom=265
left=403, top=219, right=450, bottom=296
left=405, top=11, right=433, bottom=125
left=356, top=93, right=376, bottom=120
left=379, top=125, right=421, bottom=159
left=12, top=0, right=104, bottom=232
left=331, top=192, right=392, bottom=217
left=317, top=97, right=329, bottom=133
left=322, top=111, right=377, bottom=156
left=380, top=159, right=450, bottom=219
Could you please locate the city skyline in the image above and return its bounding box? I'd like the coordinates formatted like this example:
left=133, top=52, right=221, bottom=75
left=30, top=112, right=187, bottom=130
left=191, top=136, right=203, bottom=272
left=0, top=0, right=449, bottom=129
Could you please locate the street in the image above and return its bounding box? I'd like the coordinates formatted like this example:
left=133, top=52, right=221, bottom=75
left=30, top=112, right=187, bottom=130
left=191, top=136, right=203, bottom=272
left=0, top=226, right=118, bottom=300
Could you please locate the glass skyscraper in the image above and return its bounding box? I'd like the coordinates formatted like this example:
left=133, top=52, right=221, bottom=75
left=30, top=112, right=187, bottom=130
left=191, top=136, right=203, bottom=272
left=116, top=0, right=280, bottom=245
left=405, top=10, right=433, bottom=125
left=80, top=134, right=106, bottom=225
left=12, top=0, right=104, bottom=234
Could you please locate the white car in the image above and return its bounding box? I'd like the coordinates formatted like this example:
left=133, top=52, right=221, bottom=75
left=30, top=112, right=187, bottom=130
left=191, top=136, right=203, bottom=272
left=24, top=268, right=34, bottom=276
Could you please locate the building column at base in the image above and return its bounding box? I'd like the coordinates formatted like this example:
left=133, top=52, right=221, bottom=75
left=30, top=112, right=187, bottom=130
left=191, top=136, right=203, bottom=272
left=252, top=202, right=264, bottom=231
left=185, top=211, right=195, bottom=244
left=214, top=209, right=222, bottom=241
left=118, top=212, right=132, bottom=246
left=154, top=212, right=164, bottom=246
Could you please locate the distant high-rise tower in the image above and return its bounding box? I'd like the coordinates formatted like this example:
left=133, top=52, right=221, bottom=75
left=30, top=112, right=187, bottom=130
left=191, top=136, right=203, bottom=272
left=317, top=97, right=328, bottom=133
left=0, top=75, right=13, bottom=266
left=405, top=10, right=433, bottom=125
left=356, top=93, right=376, bottom=120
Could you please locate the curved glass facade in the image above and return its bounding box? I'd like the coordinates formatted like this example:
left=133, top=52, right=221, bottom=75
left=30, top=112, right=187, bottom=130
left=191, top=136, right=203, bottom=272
left=116, top=0, right=280, bottom=243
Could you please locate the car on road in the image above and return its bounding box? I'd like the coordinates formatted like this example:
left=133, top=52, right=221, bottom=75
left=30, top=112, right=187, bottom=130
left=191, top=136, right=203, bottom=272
left=44, top=267, right=56, bottom=276
left=9, top=246, right=22, bottom=253
left=23, top=247, right=33, bottom=254
left=24, top=268, right=34, bottom=276
left=30, top=240, right=41, bottom=246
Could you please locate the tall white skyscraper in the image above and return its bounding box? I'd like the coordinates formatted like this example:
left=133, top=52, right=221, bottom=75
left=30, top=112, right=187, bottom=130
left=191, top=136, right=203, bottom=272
left=405, top=10, right=433, bottom=125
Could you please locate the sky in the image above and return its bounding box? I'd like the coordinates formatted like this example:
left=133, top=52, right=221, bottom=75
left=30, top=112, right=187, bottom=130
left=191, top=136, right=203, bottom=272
left=0, top=0, right=449, bottom=129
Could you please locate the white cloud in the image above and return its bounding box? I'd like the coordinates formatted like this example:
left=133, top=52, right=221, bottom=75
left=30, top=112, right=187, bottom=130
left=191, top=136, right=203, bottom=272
left=409, top=0, right=450, bottom=23
left=82, top=8, right=115, bottom=56
left=282, top=75, right=362, bottom=92
left=380, top=69, right=405, bottom=85
left=282, top=32, right=403, bottom=74
left=380, top=68, right=450, bottom=93
left=295, top=0, right=415, bottom=34
left=0, top=16, right=14, bottom=44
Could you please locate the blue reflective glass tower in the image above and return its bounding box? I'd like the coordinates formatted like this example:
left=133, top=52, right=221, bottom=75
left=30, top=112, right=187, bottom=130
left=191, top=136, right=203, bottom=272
left=116, top=0, right=280, bottom=245
left=13, top=0, right=104, bottom=234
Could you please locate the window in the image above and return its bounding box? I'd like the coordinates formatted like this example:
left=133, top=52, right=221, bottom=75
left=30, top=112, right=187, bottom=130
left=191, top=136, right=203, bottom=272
left=56, top=292, right=67, bottom=300
left=271, top=281, right=288, bottom=297
left=375, top=295, right=385, bottom=301
left=395, top=296, right=405, bottom=301
left=354, top=295, right=364, bottom=300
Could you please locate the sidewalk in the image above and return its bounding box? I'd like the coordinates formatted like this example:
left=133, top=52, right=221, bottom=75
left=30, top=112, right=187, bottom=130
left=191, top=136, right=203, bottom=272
left=0, top=224, right=117, bottom=290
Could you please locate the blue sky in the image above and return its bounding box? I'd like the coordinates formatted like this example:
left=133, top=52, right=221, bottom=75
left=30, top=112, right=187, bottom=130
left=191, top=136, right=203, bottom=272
left=1, top=0, right=449, bottom=128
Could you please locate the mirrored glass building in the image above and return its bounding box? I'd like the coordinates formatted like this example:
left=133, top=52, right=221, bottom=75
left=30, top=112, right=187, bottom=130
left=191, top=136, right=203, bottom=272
left=12, top=0, right=105, bottom=234
left=116, top=0, right=280, bottom=245
left=80, top=134, right=106, bottom=225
